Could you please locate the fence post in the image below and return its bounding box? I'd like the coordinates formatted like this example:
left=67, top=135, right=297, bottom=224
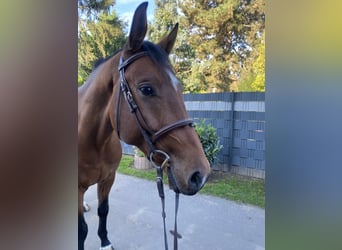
left=228, top=91, right=235, bottom=171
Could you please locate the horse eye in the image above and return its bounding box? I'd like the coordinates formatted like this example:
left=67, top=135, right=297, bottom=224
left=139, top=86, right=155, bottom=96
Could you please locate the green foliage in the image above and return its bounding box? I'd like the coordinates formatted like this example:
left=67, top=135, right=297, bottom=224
left=251, top=37, right=265, bottom=92
left=149, top=0, right=265, bottom=93
left=200, top=173, right=265, bottom=207
left=237, top=32, right=265, bottom=92
left=117, top=155, right=157, bottom=182
left=78, top=9, right=126, bottom=86
left=148, top=0, right=179, bottom=42
left=195, top=119, right=223, bottom=166
left=237, top=70, right=256, bottom=92
left=78, top=0, right=265, bottom=92
left=78, top=0, right=114, bottom=19
left=78, top=74, right=85, bottom=86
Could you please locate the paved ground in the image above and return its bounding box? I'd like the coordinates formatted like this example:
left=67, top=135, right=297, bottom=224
left=84, top=173, right=265, bottom=250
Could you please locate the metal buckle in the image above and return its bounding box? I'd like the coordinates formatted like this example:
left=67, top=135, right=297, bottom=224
left=149, top=150, right=170, bottom=170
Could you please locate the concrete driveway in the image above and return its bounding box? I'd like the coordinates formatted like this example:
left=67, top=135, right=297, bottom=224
left=84, top=173, right=264, bottom=250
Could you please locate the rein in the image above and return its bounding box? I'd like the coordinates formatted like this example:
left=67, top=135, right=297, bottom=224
left=150, top=150, right=181, bottom=250
left=116, top=51, right=193, bottom=250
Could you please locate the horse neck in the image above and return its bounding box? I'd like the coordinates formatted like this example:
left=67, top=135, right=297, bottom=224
left=79, top=56, right=119, bottom=147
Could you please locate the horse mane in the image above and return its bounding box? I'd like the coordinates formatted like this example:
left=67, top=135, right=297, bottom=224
left=92, top=41, right=173, bottom=71
left=141, top=41, right=173, bottom=70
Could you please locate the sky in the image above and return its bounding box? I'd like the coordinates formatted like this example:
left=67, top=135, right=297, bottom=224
left=115, top=0, right=155, bottom=34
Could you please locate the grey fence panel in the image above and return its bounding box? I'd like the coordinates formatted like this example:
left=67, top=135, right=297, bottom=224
left=184, top=92, right=265, bottom=172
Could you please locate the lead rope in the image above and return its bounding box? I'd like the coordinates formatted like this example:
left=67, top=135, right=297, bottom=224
left=151, top=150, right=180, bottom=250
left=171, top=192, right=180, bottom=250
left=156, top=166, right=168, bottom=250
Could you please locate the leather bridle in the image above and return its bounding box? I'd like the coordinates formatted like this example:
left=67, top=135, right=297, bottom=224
left=116, top=50, right=193, bottom=250
left=116, top=51, right=193, bottom=156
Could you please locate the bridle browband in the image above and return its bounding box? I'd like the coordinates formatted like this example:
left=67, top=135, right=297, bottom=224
left=116, top=50, right=193, bottom=250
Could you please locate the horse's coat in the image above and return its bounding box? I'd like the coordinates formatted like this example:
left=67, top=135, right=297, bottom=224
left=78, top=2, right=210, bottom=250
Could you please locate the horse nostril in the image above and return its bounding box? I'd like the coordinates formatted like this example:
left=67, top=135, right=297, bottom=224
left=188, top=171, right=204, bottom=195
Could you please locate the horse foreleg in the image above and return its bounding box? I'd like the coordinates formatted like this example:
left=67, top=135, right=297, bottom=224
left=79, top=189, right=88, bottom=250
left=97, top=174, right=115, bottom=250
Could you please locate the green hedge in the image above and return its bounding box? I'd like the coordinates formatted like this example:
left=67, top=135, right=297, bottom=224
left=195, top=119, right=223, bottom=167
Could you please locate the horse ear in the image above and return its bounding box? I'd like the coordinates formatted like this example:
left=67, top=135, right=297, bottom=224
left=125, top=2, right=148, bottom=52
left=158, top=23, right=178, bottom=54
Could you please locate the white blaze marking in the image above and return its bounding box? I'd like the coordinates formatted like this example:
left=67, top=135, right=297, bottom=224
left=165, top=68, right=179, bottom=91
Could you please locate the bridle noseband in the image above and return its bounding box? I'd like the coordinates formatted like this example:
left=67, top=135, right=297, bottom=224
left=116, top=51, right=194, bottom=250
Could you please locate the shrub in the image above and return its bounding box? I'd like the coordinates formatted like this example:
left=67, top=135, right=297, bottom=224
left=195, top=119, right=223, bottom=167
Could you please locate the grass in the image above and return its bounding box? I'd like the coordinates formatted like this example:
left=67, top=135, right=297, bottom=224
left=117, top=155, right=156, bottom=181
left=117, top=155, right=265, bottom=208
left=200, top=172, right=265, bottom=208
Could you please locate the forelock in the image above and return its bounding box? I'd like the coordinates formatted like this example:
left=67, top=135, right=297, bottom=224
left=142, top=41, right=173, bottom=70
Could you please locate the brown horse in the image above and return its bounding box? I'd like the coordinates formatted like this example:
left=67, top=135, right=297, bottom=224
left=78, top=2, right=210, bottom=250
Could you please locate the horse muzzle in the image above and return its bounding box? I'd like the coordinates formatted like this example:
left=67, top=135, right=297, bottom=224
left=149, top=150, right=209, bottom=195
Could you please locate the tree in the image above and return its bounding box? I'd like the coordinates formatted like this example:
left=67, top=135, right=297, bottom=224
left=238, top=31, right=265, bottom=92
left=78, top=1, right=126, bottom=86
left=148, top=0, right=179, bottom=42
left=150, top=0, right=265, bottom=92
left=78, top=0, right=114, bottom=20
left=180, top=0, right=265, bottom=92
left=251, top=36, right=265, bottom=91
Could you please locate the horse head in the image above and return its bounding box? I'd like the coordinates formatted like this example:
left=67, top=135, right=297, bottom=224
left=112, top=2, right=210, bottom=195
